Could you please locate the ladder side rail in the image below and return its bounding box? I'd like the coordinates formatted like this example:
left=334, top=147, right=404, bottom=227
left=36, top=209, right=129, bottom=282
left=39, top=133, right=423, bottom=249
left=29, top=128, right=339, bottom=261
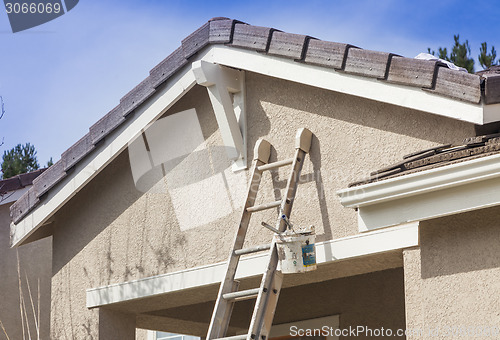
left=247, top=147, right=307, bottom=340
left=207, top=160, right=264, bottom=338
left=278, top=148, right=305, bottom=232
left=207, top=128, right=313, bottom=340
left=207, top=139, right=272, bottom=339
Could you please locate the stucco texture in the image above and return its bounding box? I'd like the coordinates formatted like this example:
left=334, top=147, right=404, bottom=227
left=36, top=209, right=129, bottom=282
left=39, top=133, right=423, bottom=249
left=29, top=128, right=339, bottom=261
left=48, top=72, right=475, bottom=338
left=0, top=203, right=51, bottom=340
left=404, top=207, right=500, bottom=340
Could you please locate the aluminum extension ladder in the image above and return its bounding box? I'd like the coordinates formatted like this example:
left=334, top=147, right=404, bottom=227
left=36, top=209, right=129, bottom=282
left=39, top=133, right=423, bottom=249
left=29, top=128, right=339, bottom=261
left=206, top=128, right=313, bottom=340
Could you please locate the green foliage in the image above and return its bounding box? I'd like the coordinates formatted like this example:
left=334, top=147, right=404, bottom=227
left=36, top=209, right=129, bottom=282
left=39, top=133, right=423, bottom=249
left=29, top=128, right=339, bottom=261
left=46, top=157, right=54, bottom=167
left=437, top=48, right=448, bottom=60
left=428, top=47, right=449, bottom=60
left=449, top=35, right=474, bottom=73
left=1, top=143, right=40, bottom=179
left=479, top=42, right=497, bottom=69
left=429, top=35, right=499, bottom=73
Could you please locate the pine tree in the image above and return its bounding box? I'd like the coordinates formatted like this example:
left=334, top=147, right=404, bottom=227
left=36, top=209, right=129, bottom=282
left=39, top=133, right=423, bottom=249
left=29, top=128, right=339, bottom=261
left=478, top=42, right=497, bottom=69
left=427, top=47, right=448, bottom=61
left=449, top=35, right=474, bottom=73
left=428, top=35, right=476, bottom=73
left=1, top=143, right=40, bottom=179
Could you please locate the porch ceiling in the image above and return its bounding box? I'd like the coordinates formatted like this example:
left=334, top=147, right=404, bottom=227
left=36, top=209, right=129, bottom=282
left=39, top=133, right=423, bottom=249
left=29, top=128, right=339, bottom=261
left=131, top=264, right=405, bottom=336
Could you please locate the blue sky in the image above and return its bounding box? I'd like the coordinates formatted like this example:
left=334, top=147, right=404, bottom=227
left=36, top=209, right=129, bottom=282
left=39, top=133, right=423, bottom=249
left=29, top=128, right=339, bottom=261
left=0, top=0, right=499, bottom=168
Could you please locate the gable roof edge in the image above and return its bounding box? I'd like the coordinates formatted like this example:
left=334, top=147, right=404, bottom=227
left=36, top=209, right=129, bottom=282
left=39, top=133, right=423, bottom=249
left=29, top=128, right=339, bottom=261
left=10, top=59, right=199, bottom=247
left=206, top=45, right=489, bottom=124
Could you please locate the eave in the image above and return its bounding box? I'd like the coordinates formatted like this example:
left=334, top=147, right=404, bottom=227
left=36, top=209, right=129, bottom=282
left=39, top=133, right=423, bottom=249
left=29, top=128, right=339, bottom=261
left=208, top=45, right=498, bottom=125
left=10, top=42, right=500, bottom=246
left=337, top=152, right=500, bottom=231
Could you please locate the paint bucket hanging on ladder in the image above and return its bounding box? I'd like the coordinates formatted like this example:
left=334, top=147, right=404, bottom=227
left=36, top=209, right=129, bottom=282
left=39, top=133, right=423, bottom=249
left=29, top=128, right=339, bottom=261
left=275, top=223, right=316, bottom=274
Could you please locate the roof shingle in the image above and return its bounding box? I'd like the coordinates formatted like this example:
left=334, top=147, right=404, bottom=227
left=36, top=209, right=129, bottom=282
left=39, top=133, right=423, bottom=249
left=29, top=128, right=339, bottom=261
left=427, top=66, right=481, bottom=103
left=89, top=105, right=126, bottom=145
left=10, top=17, right=499, bottom=225
left=0, top=169, right=45, bottom=194
left=349, top=135, right=500, bottom=187
left=150, top=47, right=189, bottom=89
left=267, top=31, right=309, bottom=60
left=120, top=77, right=155, bottom=117
left=386, top=56, right=437, bottom=88
left=61, top=133, right=95, bottom=171
left=303, top=40, right=353, bottom=70
left=343, top=49, right=394, bottom=79
left=231, top=23, right=273, bottom=52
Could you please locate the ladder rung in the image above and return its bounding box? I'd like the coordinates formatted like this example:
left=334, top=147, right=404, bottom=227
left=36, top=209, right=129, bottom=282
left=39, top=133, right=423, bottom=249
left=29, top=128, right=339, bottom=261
left=257, top=158, right=294, bottom=171
left=216, top=335, right=248, bottom=340
left=234, top=244, right=271, bottom=256
left=223, top=288, right=260, bottom=301
left=246, top=200, right=281, bottom=213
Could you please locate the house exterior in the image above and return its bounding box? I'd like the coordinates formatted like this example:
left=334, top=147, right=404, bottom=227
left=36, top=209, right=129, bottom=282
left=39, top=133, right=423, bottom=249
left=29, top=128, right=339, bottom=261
left=0, top=169, right=51, bottom=340
left=7, top=18, right=500, bottom=339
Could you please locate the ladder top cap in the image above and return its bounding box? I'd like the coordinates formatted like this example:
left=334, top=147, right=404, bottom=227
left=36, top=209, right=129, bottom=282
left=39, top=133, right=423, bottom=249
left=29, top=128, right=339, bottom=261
left=295, top=128, right=313, bottom=153
left=253, top=139, right=271, bottom=163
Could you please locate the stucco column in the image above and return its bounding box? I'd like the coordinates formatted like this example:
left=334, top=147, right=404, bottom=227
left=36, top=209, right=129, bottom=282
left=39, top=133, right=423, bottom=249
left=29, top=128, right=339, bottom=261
left=403, top=216, right=500, bottom=340
left=403, top=247, right=424, bottom=340
left=98, top=308, right=136, bottom=340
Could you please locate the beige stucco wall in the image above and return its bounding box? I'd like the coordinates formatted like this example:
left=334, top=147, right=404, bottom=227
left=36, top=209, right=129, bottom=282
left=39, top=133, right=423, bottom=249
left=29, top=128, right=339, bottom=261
left=0, top=202, right=51, bottom=340
left=404, top=207, right=500, bottom=340
left=48, top=71, right=476, bottom=338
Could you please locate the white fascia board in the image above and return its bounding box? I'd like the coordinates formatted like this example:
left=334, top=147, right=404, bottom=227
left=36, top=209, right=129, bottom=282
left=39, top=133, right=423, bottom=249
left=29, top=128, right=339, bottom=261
left=483, top=103, right=500, bottom=124
left=0, top=186, right=30, bottom=206
left=357, top=176, right=500, bottom=231
left=202, top=46, right=492, bottom=125
left=337, top=153, right=500, bottom=208
left=86, top=222, right=418, bottom=308
left=337, top=153, right=500, bottom=231
left=11, top=62, right=199, bottom=247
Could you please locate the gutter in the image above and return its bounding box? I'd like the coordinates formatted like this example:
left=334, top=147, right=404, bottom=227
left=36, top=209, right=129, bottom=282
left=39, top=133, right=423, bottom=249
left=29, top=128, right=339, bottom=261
left=337, top=153, right=500, bottom=231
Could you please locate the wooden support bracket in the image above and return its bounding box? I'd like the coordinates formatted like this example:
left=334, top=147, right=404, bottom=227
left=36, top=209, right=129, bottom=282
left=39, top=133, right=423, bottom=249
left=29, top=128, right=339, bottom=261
left=192, top=60, right=247, bottom=171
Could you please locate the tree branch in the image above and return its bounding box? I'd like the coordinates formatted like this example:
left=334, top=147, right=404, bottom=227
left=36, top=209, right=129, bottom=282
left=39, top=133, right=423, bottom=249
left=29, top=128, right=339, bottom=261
left=0, top=96, right=4, bottom=120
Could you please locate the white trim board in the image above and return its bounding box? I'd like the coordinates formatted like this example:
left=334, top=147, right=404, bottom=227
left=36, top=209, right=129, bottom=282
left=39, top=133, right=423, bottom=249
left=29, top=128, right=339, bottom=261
left=86, top=222, right=418, bottom=308
left=337, top=153, right=500, bottom=231
left=203, top=46, right=498, bottom=125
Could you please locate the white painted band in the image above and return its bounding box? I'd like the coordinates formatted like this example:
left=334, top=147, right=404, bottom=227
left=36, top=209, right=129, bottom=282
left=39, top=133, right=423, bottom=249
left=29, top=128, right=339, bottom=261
left=86, top=222, right=418, bottom=308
